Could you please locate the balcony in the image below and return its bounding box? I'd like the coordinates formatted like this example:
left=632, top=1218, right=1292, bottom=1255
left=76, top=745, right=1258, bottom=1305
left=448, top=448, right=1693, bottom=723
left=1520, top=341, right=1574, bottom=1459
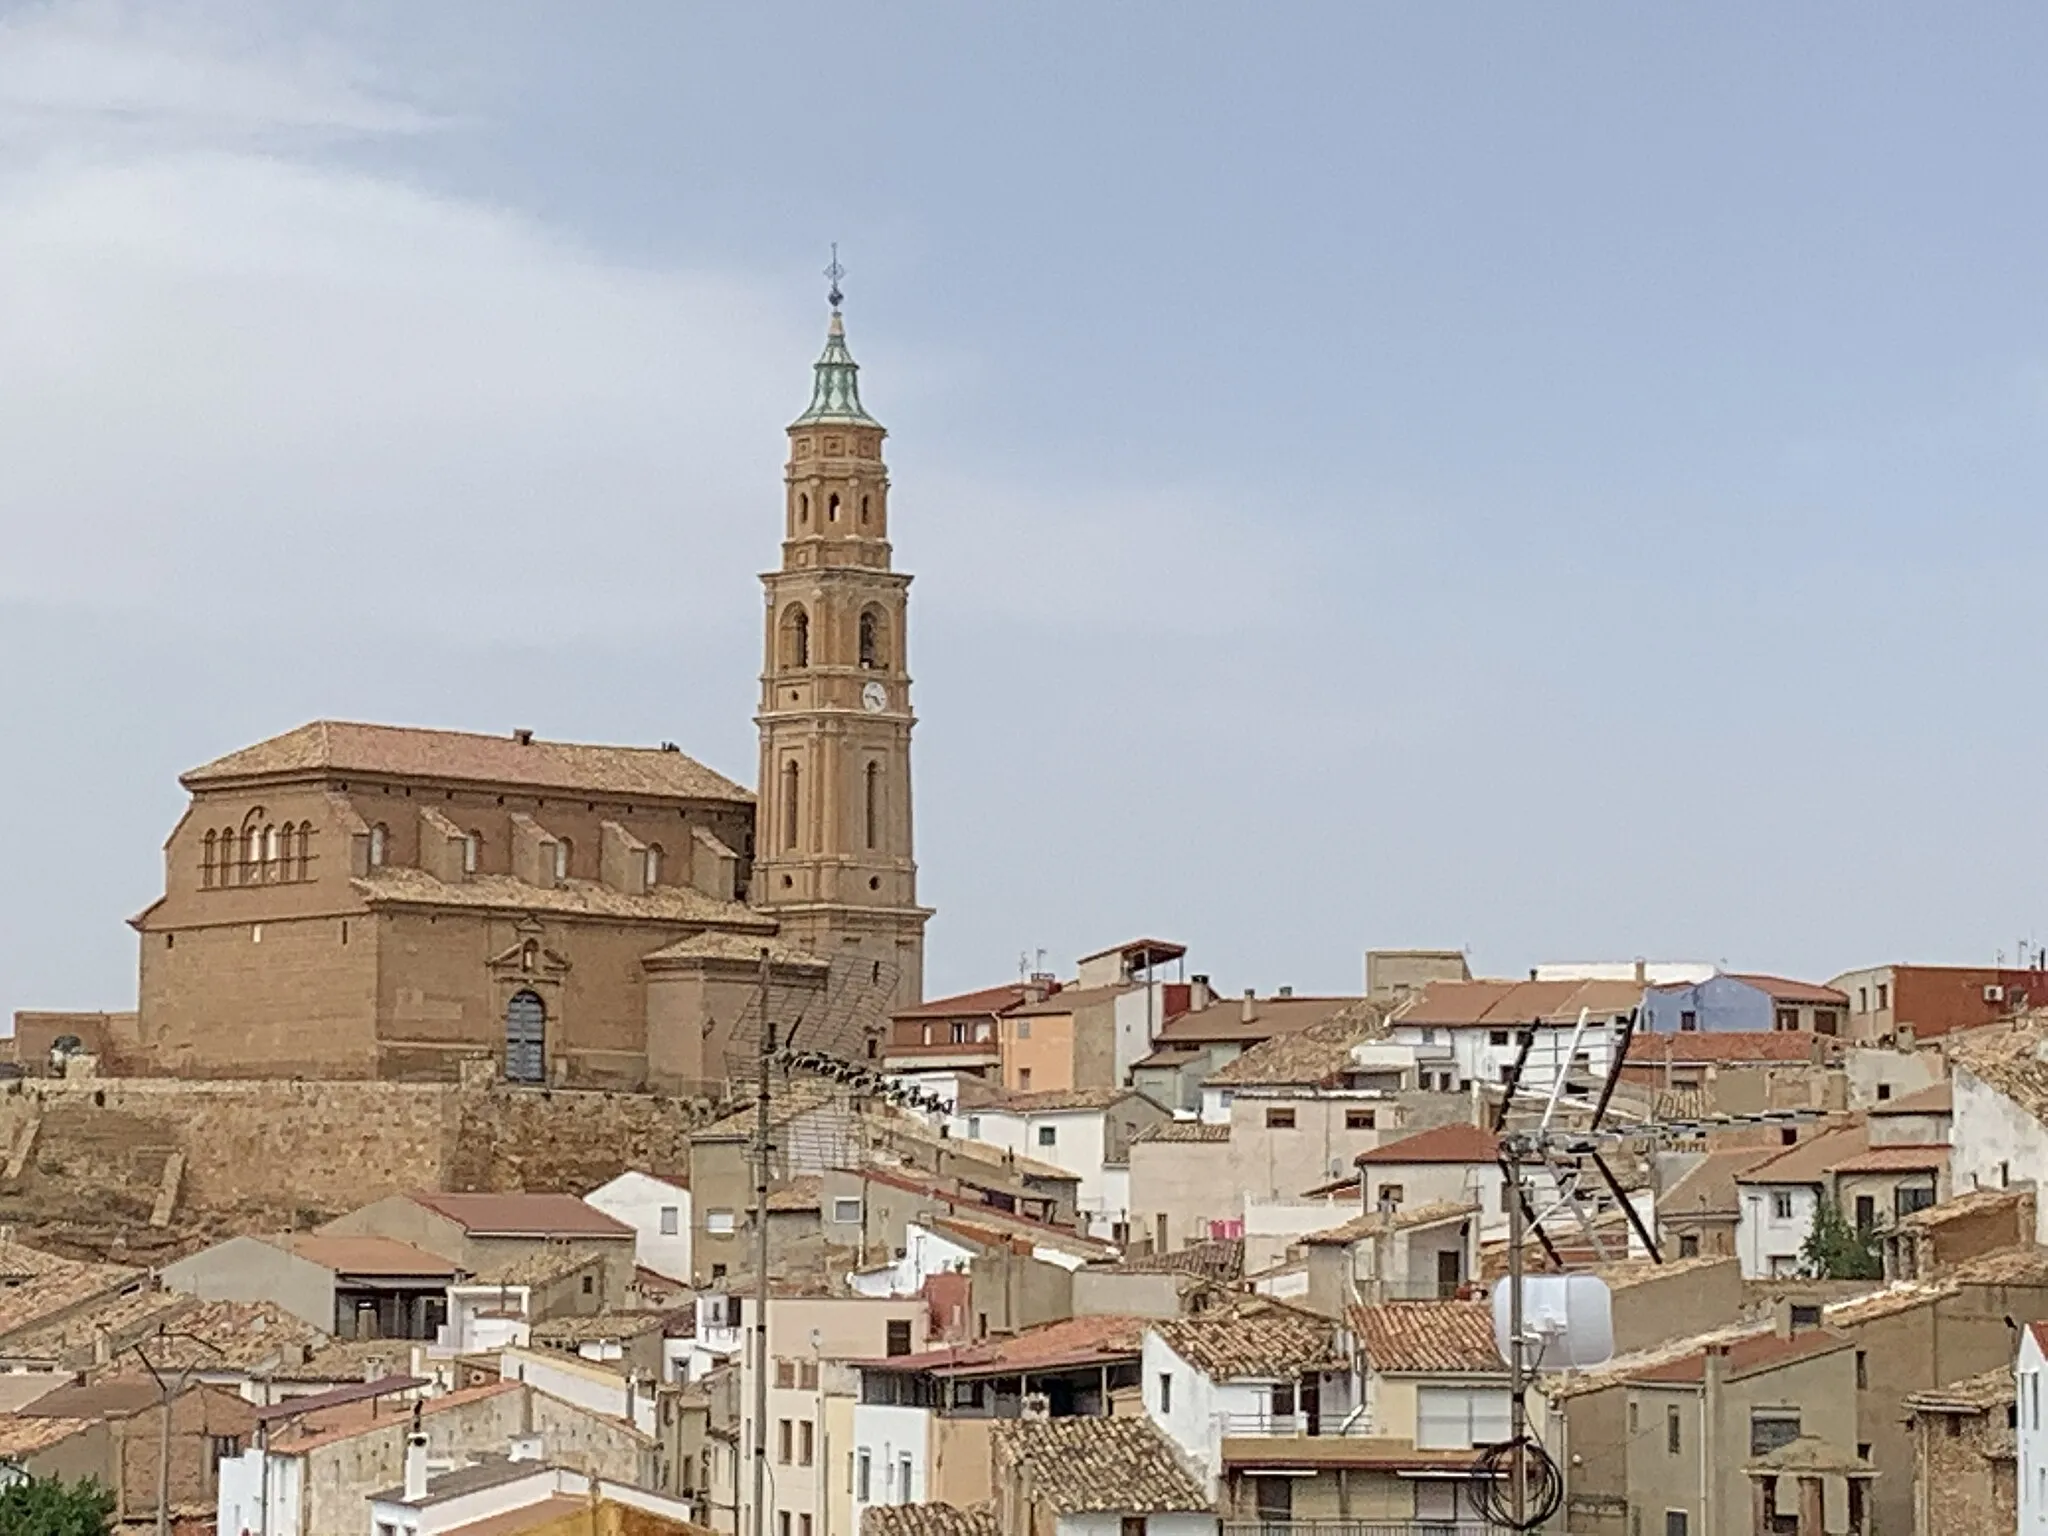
left=1224, top=1525, right=1508, bottom=1536
left=1217, top=1414, right=1374, bottom=1438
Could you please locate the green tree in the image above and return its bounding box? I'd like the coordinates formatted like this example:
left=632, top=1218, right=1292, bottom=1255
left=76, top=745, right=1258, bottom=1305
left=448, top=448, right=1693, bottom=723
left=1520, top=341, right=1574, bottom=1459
left=1799, top=1196, right=1883, bottom=1280
left=0, top=1476, right=115, bottom=1536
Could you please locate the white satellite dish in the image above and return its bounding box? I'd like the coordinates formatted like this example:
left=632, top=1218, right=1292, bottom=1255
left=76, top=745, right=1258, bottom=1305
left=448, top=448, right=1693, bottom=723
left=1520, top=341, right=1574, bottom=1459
left=1492, top=1273, right=1614, bottom=1372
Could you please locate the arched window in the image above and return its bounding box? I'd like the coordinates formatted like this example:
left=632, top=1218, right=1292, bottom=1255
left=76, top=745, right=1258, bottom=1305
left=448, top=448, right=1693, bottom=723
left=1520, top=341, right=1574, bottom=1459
left=828, top=492, right=841, bottom=523
left=553, top=838, right=572, bottom=882
left=858, top=607, right=889, bottom=670
left=644, top=843, right=663, bottom=887
left=295, top=822, right=313, bottom=880
left=368, top=824, right=388, bottom=868
left=221, top=827, right=239, bottom=884
left=799, top=492, right=811, bottom=525
left=243, top=825, right=263, bottom=884
left=462, top=831, right=481, bottom=875
left=780, top=605, right=811, bottom=669
left=860, top=494, right=872, bottom=526
left=781, top=760, right=801, bottom=851
left=504, top=990, right=546, bottom=1084
left=864, top=762, right=881, bottom=850
left=201, top=831, right=217, bottom=888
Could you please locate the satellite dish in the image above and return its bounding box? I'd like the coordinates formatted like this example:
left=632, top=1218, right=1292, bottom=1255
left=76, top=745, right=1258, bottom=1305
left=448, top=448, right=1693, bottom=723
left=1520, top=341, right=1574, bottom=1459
left=1492, top=1273, right=1614, bottom=1371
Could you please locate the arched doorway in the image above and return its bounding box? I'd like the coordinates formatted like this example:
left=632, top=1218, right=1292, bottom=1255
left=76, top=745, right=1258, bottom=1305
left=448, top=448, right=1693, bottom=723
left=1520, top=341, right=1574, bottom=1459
left=504, top=990, right=546, bottom=1083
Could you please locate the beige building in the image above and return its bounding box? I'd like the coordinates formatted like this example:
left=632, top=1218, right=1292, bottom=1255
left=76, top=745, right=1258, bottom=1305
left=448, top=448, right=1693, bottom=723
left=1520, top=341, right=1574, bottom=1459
left=318, top=1191, right=637, bottom=1306
left=119, top=298, right=931, bottom=1089
left=1903, top=1367, right=2016, bottom=1536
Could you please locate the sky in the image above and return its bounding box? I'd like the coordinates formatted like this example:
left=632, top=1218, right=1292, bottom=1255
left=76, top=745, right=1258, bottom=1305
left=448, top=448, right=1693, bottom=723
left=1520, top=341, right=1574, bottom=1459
left=6, top=2, right=2048, bottom=1020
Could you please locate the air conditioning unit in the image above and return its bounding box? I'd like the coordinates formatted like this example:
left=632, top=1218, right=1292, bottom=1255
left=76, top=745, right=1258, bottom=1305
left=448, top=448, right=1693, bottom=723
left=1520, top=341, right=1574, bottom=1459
left=1985, top=985, right=2006, bottom=1003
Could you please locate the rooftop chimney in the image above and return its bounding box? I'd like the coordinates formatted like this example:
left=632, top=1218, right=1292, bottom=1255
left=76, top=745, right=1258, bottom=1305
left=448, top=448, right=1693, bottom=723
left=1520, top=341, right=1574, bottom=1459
left=403, top=1432, right=430, bottom=1503
left=1633, top=958, right=1647, bottom=983
left=1190, top=975, right=1213, bottom=1011
left=1278, top=985, right=1294, bottom=998
left=512, top=728, right=534, bottom=746
left=1242, top=989, right=1258, bottom=1024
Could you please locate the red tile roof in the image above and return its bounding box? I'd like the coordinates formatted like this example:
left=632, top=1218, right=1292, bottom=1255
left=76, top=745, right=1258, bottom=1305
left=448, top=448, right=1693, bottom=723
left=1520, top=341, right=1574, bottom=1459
left=1726, top=974, right=1850, bottom=1006
left=405, top=1192, right=632, bottom=1239
left=1355, top=1123, right=1501, bottom=1166
left=1629, top=1328, right=1847, bottom=1385
left=264, top=1234, right=457, bottom=1277
left=860, top=1315, right=1146, bottom=1377
left=1871, top=1082, right=1953, bottom=1116
left=1828, top=1144, right=1949, bottom=1175
left=1625, top=1032, right=1834, bottom=1064
left=891, top=984, right=1043, bottom=1022
left=1398, top=978, right=1643, bottom=1028
left=1734, top=1124, right=1868, bottom=1186
left=1351, top=1301, right=1502, bottom=1374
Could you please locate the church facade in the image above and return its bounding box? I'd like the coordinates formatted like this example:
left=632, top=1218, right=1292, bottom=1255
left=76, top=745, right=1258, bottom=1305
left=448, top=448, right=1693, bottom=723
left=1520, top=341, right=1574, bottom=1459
left=126, top=300, right=930, bottom=1092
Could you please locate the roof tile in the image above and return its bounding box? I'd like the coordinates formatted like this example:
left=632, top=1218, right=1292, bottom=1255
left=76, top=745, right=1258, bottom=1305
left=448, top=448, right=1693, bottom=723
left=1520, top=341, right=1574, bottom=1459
left=1355, top=1123, right=1501, bottom=1166
left=1205, top=1001, right=1390, bottom=1088
left=1351, top=1301, right=1501, bottom=1374
left=992, top=1416, right=1210, bottom=1514
left=1154, top=1297, right=1342, bottom=1380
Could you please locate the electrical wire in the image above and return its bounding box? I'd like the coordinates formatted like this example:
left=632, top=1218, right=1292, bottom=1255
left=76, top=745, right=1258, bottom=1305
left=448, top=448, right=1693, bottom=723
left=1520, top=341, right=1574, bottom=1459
left=1471, top=1435, right=1565, bottom=1532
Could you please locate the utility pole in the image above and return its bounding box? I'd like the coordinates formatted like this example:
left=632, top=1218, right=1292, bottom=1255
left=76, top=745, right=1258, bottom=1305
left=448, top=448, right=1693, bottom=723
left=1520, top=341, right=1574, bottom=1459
left=1505, top=1139, right=1528, bottom=1532
left=750, top=947, right=775, bottom=1536
left=131, top=1331, right=224, bottom=1536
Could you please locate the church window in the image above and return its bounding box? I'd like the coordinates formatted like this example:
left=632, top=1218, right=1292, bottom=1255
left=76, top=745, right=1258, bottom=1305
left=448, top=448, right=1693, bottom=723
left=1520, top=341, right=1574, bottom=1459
left=781, top=761, right=801, bottom=851
left=645, top=843, right=663, bottom=887
left=864, top=762, right=881, bottom=850
left=554, top=838, right=572, bottom=881
left=860, top=494, right=872, bottom=525
left=858, top=608, right=889, bottom=670
left=295, top=822, right=313, bottom=880
left=262, top=824, right=282, bottom=880
left=828, top=493, right=841, bottom=523
left=368, top=824, right=388, bottom=868
left=202, top=831, right=217, bottom=888
left=799, top=492, right=810, bottom=525
left=463, top=831, right=481, bottom=874
left=781, top=605, right=811, bottom=669
left=243, top=824, right=262, bottom=883
left=504, top=990, right=546, bottom=1084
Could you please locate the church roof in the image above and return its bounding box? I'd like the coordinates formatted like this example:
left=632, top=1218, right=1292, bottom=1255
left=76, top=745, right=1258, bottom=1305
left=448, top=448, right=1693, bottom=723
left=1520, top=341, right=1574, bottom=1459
left=791, top=310, right=880, bottom=428
left=353, top=868, right=776, bottom=929
left=642, top=932, right=831, bottom=970
left=185, top=720, right=751, bottom=803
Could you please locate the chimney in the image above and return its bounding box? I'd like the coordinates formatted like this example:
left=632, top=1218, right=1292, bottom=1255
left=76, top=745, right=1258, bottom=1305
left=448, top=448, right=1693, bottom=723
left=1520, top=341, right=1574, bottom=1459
left=512, top=728, right=534, bottom=746
left=1633, top=958, right=1647, bottom=984
left=1191, top=975, right=1213, bottom=1011
left=1278, top=985, right=1294, bottom=999
left=1772, top=1299, right=1795, bottom=1340
left=1703, top=1343, right=1726, bottom=1403
left=403, top=1432, right=430, bottom=1503
left=1242, top=989, right=1258, bottom=1024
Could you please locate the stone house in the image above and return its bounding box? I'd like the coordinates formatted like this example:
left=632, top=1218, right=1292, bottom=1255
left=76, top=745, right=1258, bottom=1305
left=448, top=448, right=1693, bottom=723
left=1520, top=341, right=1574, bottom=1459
left=322, top=1191, right=635, bottom=1304
left=1950, top=1023, right=2048, bottom=1246
left=1886, top=1185, right=2035, bottom=1281
left=1903, top=1367, right=2014, bottom=1536
left=1621, top=1327, right=1859, bottom=1536
left=14, top=1377, right=257, bottom=1529
left=159, top=1231, right=457, bottom=1340
left=1125, top=1122, right=1235, bottom=1256
left=1657, top=1148, right=1780, bottom=1260
left=1294, top=1202, right=1479, bottom=1315
left=1353, top=1123, right=1507, bottom=1236
left=991, top=1415, right=1216, bottom=1536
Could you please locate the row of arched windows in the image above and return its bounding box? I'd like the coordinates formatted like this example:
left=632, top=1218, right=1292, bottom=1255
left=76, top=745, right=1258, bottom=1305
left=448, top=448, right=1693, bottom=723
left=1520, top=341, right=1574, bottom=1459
left=202, top=820, right=314, bottom=887
left=795, top=490, right=875, bottom=528
left=776, top=604, right=892, bottom=672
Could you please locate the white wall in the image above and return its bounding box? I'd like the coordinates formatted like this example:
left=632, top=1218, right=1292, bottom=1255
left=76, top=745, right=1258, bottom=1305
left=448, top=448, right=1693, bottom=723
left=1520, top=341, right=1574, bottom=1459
left=849, top=1401, right=930, bottom=1521
left=1736, top=1183, right=1818, bottom=1279
left=500, top=1347, right=656, bottom=1435
left=2021, top=1328, right=2048, bottom=1536
left=1385, top=1023, right=1621, bottom=1096
left=1140, top=1333, right=1269, bottom=1494
left=949, top=1106, right=1124, bottom=1239
left=848, top=1222, right=975, bottom=1299
left=584, top=1171, right=692, bottom=1282
left=217, top=1447, right=302, bottom=1536
left=1952, top=1067, right=2048, bottom=1244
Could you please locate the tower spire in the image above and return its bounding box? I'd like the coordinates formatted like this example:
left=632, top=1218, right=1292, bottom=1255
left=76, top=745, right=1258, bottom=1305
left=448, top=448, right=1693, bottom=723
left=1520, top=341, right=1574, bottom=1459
left=793, top=244, right=877, bottom=427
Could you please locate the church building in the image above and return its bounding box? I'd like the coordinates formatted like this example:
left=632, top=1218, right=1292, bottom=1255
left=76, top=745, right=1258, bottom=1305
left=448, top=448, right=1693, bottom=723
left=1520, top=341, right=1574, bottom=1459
left=127, top=293, right=931, bottom=1092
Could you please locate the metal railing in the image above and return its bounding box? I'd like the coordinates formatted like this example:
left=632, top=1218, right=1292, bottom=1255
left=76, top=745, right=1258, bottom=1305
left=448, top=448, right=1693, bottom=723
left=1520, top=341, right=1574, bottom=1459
left=1216, top=1412, right=1375, bottom=1438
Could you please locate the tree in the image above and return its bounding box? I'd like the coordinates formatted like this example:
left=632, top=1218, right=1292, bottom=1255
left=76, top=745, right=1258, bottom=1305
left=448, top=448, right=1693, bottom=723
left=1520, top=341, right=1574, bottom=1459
left=0, top=1476, right=115, bottom=1536
left=1799, top=1196, right=1883, bottom=1280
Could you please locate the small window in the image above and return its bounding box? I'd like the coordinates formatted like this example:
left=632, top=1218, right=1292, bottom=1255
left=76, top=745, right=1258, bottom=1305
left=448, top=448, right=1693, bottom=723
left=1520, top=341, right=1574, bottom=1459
left=799, top=1420, right=815, bottom=1466
left=1158, top=1372, right=1173, bottom=1413
left=778, top=1420, right=792, bottom=1464
left=1121, top=1519, right=1148, bottom=1536
left=1876, top=983, right=1889, bottom=1010
left=1771, top=1191, right=1795, bottom=1220
left=462, top=830, right=481, bottom=873
left=1018, top=1068, right=1032, bottom=1090
left=1345, top=1109, right=1376, bottom=1130
left=1665, top=1514, right=1688, bottom=1536
left=1265, top=1107, right=1297, bottom=1130
left=1855, top=1350, right=1867, bottom=1389
left=1677, top=1233, right=1699, bottom=1258
left=659, top=1206, right=680, bottom=1236
left=833, top=1197, right=864, bottom=1224
left=210, top=1435, right=242, bottom=1462
left=855, top=1450, right=871, bottom=1502
left=1377, top=1183, right=1404, bottom=1209
left=1876, top=1082, right=1893, bottom=1102
left=644, top=844, right=663, bottom=886
left=1016, top=1019, right=1031, bottom=1040
left=1679, top=1010, right=1698, bottom=1032
left=1667, top=1405, right=1681, bottom=1455
left=581, top=1273, right=594, bottom=1295
left=554, top=837, right=572, bottom=881
left=1790, top=1304, right=1822, bottom=1328
left=776, top=1359, right=796, bottom=1389
left=886, top=1319, right=912, bottom=1357
left=1749, top=1411, right=1801, bottom=1456
left=1036, top=1126, right=1057, bottom=1148
left=800, top=1360, right=818, bottom=1390
left=707, top=1210, right=736, bottom=1235
left=1488, top=1029, right=1509, bottom=1046
left=368, top=823, right=388, bottom=867
left=1775, top=1008, right=1799, bottom=1032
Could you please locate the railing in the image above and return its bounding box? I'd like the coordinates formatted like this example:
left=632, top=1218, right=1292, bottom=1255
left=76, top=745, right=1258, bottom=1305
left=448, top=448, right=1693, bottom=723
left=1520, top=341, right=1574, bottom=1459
left=1217, top=1413, right=1375, bottom=1438
left=1223, top=1524, right=1509, bottom=1536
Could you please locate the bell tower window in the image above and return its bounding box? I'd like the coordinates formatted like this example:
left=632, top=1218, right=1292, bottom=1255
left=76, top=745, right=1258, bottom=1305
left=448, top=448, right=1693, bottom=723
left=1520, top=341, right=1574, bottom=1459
left=865, top=762, right=881, bottom=850
left=828, top=493, right=841, bottom=523
left=781, top=605, right=811, bottom=669
left=858, top=608, right=889, bottom=670
left=781, top=761, right=801, bottom=851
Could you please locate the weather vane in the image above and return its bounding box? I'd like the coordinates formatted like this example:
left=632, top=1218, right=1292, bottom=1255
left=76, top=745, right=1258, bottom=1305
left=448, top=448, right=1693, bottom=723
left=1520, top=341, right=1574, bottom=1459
left=825, top=243, right=845, bottom=311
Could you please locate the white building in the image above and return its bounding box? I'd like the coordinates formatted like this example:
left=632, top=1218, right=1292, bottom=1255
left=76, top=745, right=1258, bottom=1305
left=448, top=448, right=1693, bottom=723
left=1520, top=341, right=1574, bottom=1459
left=1951, top=1038, right=2048, bottom=1245
left=1387, top=977, right=1642, bottom=1095
left=1732, top=1123, right=1865, bottom=1279
left=949, top=1086, right=1168, bottom=1240
left=583, top=1170, right=692, bottom=1283
left=2021, top=1321, right=2048, bottom=1536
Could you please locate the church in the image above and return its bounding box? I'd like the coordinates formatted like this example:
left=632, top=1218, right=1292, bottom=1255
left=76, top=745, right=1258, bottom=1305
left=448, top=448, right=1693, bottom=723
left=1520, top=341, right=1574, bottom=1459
left=126, top=295, right=931, bottom=1093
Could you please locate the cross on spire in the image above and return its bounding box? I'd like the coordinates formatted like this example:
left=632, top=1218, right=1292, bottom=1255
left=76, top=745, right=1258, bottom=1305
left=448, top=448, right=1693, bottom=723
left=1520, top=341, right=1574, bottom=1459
left=825, top=243, right=845, bottom=311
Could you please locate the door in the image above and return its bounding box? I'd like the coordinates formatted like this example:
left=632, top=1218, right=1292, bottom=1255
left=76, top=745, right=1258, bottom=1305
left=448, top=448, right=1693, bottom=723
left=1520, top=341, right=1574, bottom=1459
left=505, top=990, right=546, bottom=1083
left=1253, top=1477, right=1292, bottom=1524
left=1437, top=1247, right=1465, bottom=1297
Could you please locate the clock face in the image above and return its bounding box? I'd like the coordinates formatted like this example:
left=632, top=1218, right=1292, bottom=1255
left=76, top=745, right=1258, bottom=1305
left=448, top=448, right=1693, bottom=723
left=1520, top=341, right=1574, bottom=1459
left=861, top=680, right=888, bottom=713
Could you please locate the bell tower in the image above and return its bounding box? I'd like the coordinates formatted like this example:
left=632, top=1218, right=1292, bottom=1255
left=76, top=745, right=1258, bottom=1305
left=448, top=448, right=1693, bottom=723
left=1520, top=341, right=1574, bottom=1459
left=753, top=267, right=930, bottom=1008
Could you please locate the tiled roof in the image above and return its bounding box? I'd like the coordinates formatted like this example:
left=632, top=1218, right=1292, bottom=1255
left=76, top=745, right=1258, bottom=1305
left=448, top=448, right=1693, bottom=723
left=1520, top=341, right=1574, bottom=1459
left=1355, top=1123, right=1501, bottom=1166
left=694, top=1077, right=854, bottom=1140
left=269, top=1380, right=519, bottom=1454
left=1351, top=1301, right=1501, bottom=1374
left=1101, top=1238, right=1244, bottom=1282
left=1301, top=1201, right=1476, bottom=1246
left=1725, top=974, right=1850, bottom=1006
left=0, top=1239, right=87, bottom=1283
left=1823, top=1283, right=1951, bottom=1327
left=1659, top=1148, right=1783, bottom=1220
left=126, top=1299, right=328, bottom=1371
left=766, top=1177, right=822, bottom=1213
left=1006, top=984, right=1138, bottom=1019
left=1898, top=1186, right=2028, bottom=1231
left=1397, top=978, right=1642, bottom=1029
left=1871, top=1081, right=1953, bottom=1116
left=1130, top=1121, right=1231, bottom=1145
left=1734, top=1123, right=1869, bottom=1186
left=1951, top=1023, right=2048, bottom=1122
left=863, top=1315, right=1146, bottom=1377
left=1591, top=1255, right=1738, bottom=1291
left=1948, top=1245, right=2048, bottom=1285
left=1155, top=994, right=1373, bottom=1047
left=262, top=1233, right=457, bottom=1277
left=892, top=985, right=1042, bottom=1021
left=184, top=720, right=750, bottom=802
left=272, top=1339, right=422, bottom=1384
left=354, top=868, right=773, bottom=929
left=0, top=1257, right=142, bottom=1339
left=0, top=1415, right=95, bottom=1458
left=529, top=1310, right=671, bottom=1346
left=642, top=932, right=830, bottom=969
left=406, top=1192, right=634, bottom=1239
left=1907, top=1368, right=2015, bottom=1414
left=1205, top=1001, right=1388, bottom=1087
left=1154, top=1297, right=1342, bottom=1381
left=955, top=1081, right=1159, bottom=1114
left=1625, top=1032, right=1835, bottom=1064
left=1629, top=1328, right=1848, bottom=1386
left=0, top=1285, right=189, bottom=1364
left=860, top=1505, right=999, bottom=1536
left=993, top=1416, right=1210, bottom=1514
left=1828, top=1144, right=1949, bottom=1174
left=464, top=1249, right=604, bottom=1287
left=1745, top=1435, right=1874, bottom=1476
